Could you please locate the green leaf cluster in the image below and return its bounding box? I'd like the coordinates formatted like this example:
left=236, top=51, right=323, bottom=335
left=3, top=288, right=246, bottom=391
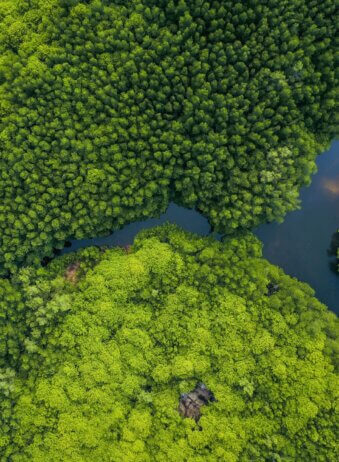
left=1, top=224, right=337, bottom=461
left=0, top=0, right=337, bottom=272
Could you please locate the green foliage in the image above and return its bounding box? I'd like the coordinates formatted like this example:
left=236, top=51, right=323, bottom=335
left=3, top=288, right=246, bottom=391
left=0, top=0, right=337, bottom=272
left=1, top=224, right=337, bottom=461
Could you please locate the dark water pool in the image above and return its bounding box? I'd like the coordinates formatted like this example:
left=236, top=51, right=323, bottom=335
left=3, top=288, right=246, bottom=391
left=62, top=142, right=338, bottom=313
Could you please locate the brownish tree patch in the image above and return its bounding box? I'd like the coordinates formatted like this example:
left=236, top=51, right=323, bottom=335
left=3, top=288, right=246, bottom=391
left=178, top=383, right=216, bottom=422
left=65, top=262, right=81, bottom=284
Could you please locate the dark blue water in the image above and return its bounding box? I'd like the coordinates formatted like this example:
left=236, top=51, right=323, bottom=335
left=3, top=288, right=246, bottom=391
left=62, top=141, right=338, bottom=313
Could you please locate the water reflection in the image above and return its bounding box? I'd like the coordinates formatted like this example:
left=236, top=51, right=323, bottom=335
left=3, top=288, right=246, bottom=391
left=322, top=179, right=339, bottom=195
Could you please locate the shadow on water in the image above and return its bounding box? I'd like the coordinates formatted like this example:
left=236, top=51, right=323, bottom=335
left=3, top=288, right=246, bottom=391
left=328, top=230, right=339, bottom=274
left=61, top=141, right=338, bottom=314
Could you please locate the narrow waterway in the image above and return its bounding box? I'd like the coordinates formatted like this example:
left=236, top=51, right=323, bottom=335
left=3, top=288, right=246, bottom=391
left=62, top=141, right=338, bottom=313
left=61, top=202, right=212, bottom=252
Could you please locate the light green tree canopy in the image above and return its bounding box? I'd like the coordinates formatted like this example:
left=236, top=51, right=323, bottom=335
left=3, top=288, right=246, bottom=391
left=1, top=225, right=337, bottom=461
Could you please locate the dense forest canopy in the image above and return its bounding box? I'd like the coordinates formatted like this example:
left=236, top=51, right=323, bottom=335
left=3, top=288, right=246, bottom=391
left=0, top=0, right=337, bottom=273
left=0, top=1, right=338, bottom=461
left=0, top=225, right=338, bottom=461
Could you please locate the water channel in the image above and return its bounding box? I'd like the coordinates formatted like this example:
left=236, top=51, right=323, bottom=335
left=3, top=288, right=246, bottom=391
left=62, top=141, right=339, bottom=313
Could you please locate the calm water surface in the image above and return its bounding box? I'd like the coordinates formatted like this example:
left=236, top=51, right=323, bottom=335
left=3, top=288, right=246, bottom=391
left=255, top=141, right=339, bottom=313
left=61, top=203, right=212, bottom=252
left=62, top=142, right=338, bottom=313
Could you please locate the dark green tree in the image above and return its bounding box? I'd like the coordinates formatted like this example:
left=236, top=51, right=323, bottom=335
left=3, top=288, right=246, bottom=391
left=0, top=0, right=337, bottom=272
